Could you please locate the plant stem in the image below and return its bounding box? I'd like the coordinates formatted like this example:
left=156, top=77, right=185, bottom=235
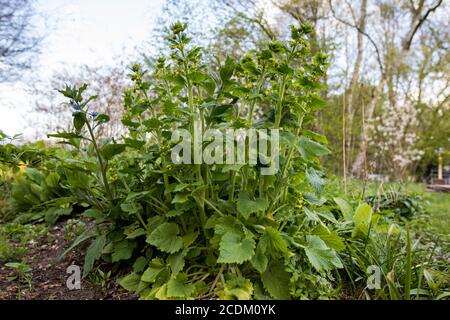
left=85, top=119, right=113, bottom=202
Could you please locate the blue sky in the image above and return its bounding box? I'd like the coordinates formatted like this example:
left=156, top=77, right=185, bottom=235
left=0, top=0, right=164, bottom=138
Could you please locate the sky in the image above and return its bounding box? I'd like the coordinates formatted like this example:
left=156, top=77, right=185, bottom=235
left=0, top=0, right=164, bottom=138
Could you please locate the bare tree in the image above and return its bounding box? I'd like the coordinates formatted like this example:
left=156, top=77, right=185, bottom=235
left=0, top=0, right=41, bottom=82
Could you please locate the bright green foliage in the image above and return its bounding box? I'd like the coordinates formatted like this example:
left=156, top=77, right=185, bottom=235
left=3, top=21, right=439, bottom=301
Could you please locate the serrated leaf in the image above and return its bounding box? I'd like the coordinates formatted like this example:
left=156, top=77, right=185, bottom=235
left=171, top=193, right=189, bottom=204
left=250, top=243, right=268, bottom=273
left=111, top=240, right=137, bottom=262
left=217, top=231, right=255, bottom=264
left=304, top=235, right=343, bottom=272
left=306, top=167, right=325, bottom=195
left=141, top=258, right=166, bottom=283
left=297, top=136, right=330, bottom=161
left=168, top=249, right=188, bottom=275
left=146, top=222, right=183, bottom=253
left=166, top=273, right=195, bottom=298
left=261, top=260, right=291, bottom=300
left=118, top=272, right=140, bottom=292
left=219, top=275, right=253, bottom=300
left=237, top=191, right=268, bottom=219
left=313, top=224, right=345, bottom=252
left=132, top=256, right=147, bottom=273
left=261, top=227, right=289, bottom=254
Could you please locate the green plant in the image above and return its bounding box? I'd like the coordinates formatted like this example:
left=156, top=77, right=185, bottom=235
left=88, top=267, right=112, bottom=296
left=63, top=219, right=86, bottom=242
left=50, top=22, right=355, bottom=300
left=5, top=261, right=32, bottom=300
left=366, top=187, right=426, bottom=221
left=0, top=222, right=47, bottom=262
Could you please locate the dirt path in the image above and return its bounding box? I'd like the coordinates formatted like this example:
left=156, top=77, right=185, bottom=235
left=0, top=221, right=136, bottom=300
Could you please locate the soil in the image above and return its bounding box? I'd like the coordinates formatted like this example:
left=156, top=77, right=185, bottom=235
left=0, top=221, right=137, bottom=300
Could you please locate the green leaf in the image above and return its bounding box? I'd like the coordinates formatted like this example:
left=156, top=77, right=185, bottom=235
left=306, top=167, right=325, bottom=195
left=167, top=249, right=188, bottom=276
left=101, top=143, right=126, bottom=160
left=141, top=258, right=166, bottom=283
left=111, top=240, right=137, bottom=262
left=95, top=114, right=110, bottom=124
left=217, top=231, right=255, bottom=264
left=333, top=197, right=353, bottom=221
left=83, top=234, right=106, bottom=277
left=47, top=132, right=83, bottom=139
left=304, top=235, right=343, bottom=272
left=250, top=243, right=268, bottom=273
left=171, top=193, right=189, bottom=204
left=166, top=273, right=195, bottom=298
left=261, top=260, right=291, bottom=300
left=260, top=227, right=289, bottom=254
left=237, top=191, right=268, bottom=219
left=220, top=57, right=236, bottom=83
left=312, top=224, right=345, bottom=252
left=73, top=112, right=86, bottom=132
left=132, top=256, right=148, bottom=273
left=118, top=272, right=141, bottom=292
left=352, top=203, right=373, bottom=238
left=219, top=275, right=253, bottom=300
left=44, top=207, right=73, bottom=225
left=297, top=136, right=330, bottom=161
left=146, top=222, right=183, bottom=254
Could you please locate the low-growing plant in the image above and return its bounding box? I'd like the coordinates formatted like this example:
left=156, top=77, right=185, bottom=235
left=5, top=261, right=32, bottom=300
left=63, top=219, right=86, bottom=242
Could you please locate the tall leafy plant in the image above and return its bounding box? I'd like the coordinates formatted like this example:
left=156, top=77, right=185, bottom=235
left=52, top=22, right=342, bottom=300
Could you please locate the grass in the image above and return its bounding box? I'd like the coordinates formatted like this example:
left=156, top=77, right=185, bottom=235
left=343, top=179, right=450, bottom=235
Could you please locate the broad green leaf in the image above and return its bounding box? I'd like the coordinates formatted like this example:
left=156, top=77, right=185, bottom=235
left=260, top=227, right=289, bottom=254
left=141, top=258, right=166, bottom=283
left=217, top=231, right=255, bottom=264
left=168, top=249, right=188, bottom=275
left=313, top=224, right=345, bottom=252
left=132, top=256, right=148, bottom=273
left=220, top=57, right=236, bottom=84
left=166, top=273, right=195, bottom=298
left=305, top=167, right=325, bottom=195
left=250, top=243, right=268, bottom=273
left=146, top=222, right=183, bottom=253
left=352, top=203, right=373, bottom=238
left=304, top=235, right=343, bottom=272
left=219, top=275, right=253, bottom=300
left=111, top=240, right=137, bottom=262
left=171, top=193, right=189, bottom=204
left=73, top=111, right=86, bottom=132
left=333, top=197, right=353, bottom=221
left=101, top=143, right=126, bottom=160
left=237, top=191, right=268, bottom=219
left=297, top=136, right=330, bottom=161
left=118, top=272, right=140, bottom=292
left=83, top=234, right=106, bottom=277
left=261, top=260, right=291, bottom=300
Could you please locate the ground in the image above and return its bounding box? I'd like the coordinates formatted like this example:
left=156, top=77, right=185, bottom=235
left=0, top=220, right=136, bottom=300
